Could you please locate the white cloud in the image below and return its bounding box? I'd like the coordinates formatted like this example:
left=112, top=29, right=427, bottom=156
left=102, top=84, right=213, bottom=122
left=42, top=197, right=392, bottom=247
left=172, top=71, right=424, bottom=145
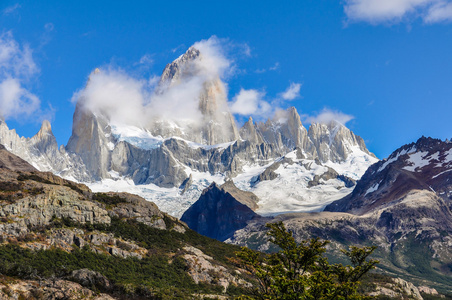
left=0, top=78, right=40, bottom=119
left=425, top=1, right=452, bottom=22
left=254, top=62, right=280, bottom=74
left=2, top=4, right=20, bottom=15
left=241, top=43, right=252, bottom=57
left=71, top=68, right=149, bottom=126
left=229, top=82, right=302, bottom=119
left=280, top=82, right=301, bottom=100
left=303, top=108, right=354, bottom=125
left=148, top=75, right=160, bottom=88
left=272, top=108, right=291, bottom=124
left=0, top=32, right=48, bottom=121
left=44, top=23, right=55, bottom=32
left=72, top=36, right=245, bottom=127
left=0, top=32, right=38, bottom=79
left=229, top=88, right=270, bottom=116
left=171, top=44, right=186, bottom=53
left=343, top=0, right=452, bottom=24
left=138, top=54, right=154, bottom=66
left=269, top=62, right=280, bottom=71
left=192, top=36, right=233, bottom=80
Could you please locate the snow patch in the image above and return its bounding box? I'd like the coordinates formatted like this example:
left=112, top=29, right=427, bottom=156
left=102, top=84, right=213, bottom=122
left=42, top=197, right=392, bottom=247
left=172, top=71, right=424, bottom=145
left=234, top=159, right=353, bottom=216
left=432, top=169, right=452, bottom=179
left=446, top=149, right=452, bottom=163
left=110, top=124, right=236, bottom=151
left=427, top=151, right=440, bottom=161
left=377, top=147, right=413, bottom=173
left=325, top=145, right=378, bottom=180
left=111, top=125, right=163, bottom=150
left=284, top=150, right=298, bottom=160
left=107, top=142, right=115, bottom=151
left=365, top=182, right=380, bottom=196
left=403, top=151, right=430, bottom=172
left=88, top=170, right=225, bottom=218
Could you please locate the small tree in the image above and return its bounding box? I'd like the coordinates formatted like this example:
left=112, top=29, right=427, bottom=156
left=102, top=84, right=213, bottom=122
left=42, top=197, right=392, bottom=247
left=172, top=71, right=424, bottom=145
left=235, top=222, right=378, bottom=299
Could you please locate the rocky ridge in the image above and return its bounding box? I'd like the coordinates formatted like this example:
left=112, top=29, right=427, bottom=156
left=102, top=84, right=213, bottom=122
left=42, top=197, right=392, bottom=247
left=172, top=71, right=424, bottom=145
left=325, top=136, right=452, bottom=214
left=228, top=137, right=452, bottom=294
left=0, top=121, right=90, bottom=181
left=0, top=147, right=253, bottom=298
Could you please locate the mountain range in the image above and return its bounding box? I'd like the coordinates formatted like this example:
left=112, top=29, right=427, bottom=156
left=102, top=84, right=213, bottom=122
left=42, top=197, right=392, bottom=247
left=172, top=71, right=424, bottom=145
left=1, top=44, right=452, bottom=296
left=0, top=138, right=441, bottom=299
left=0, top=45, right=377, bottom=218
left=227, top=137, right=452, bottom=293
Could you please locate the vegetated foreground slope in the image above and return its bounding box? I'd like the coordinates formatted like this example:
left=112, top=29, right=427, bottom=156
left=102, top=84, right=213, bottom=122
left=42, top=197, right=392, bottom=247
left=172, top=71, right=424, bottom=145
left=0, top=144, right=252, bottom=299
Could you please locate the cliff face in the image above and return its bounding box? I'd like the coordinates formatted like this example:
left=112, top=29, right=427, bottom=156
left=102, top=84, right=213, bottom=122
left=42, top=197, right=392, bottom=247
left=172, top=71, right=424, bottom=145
left=66, top=102, right=114, bottom=181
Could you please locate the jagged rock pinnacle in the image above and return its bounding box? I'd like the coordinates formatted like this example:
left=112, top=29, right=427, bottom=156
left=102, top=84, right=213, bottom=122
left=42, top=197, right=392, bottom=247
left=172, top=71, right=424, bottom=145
left=40, top=120, right=52, bottom=133
left=35, top=120, right=53, bottom=141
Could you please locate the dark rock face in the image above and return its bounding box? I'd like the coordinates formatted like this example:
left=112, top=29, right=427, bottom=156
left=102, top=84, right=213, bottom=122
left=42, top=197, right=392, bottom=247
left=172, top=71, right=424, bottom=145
left=326, top=136, right=452, bottom=214
left=179, top=174, right=193, bottom=195
left=181, top=182, right=259, bottom=241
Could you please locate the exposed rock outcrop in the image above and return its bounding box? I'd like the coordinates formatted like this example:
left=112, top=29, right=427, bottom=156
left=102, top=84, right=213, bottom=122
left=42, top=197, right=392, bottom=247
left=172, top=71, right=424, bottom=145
left=182, top=246, right=248, bottom=292
left=0, top=275, right=115, bottom=300
left=65, top=90, right=120, bottom=182
left=70, top=268, right=112, bottom=291
left=104, top=192, right=167, bottom=229
left=240, top=117, right=264, bottom=145
left=369, top=277, right=423, bottom=300
left=181, top=182, right=259, bottom=241
left=220, top=180, right=259, bottom=211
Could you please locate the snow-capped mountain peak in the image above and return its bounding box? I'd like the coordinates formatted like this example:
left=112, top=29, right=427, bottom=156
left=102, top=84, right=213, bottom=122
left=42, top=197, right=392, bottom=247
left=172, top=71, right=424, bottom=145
left=0, top=44, right=379, bottom=218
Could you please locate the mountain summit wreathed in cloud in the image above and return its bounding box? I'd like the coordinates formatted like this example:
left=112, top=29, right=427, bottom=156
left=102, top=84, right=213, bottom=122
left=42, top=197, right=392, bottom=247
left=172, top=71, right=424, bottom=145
left=0, top=39, right=377, bottom=218
left=71, top=37, right=239, bottom=146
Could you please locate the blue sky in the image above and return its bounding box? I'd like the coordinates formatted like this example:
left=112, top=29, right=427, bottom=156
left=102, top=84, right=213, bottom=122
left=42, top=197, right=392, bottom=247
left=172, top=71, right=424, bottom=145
left=1, top=0, right=451, bottom=158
